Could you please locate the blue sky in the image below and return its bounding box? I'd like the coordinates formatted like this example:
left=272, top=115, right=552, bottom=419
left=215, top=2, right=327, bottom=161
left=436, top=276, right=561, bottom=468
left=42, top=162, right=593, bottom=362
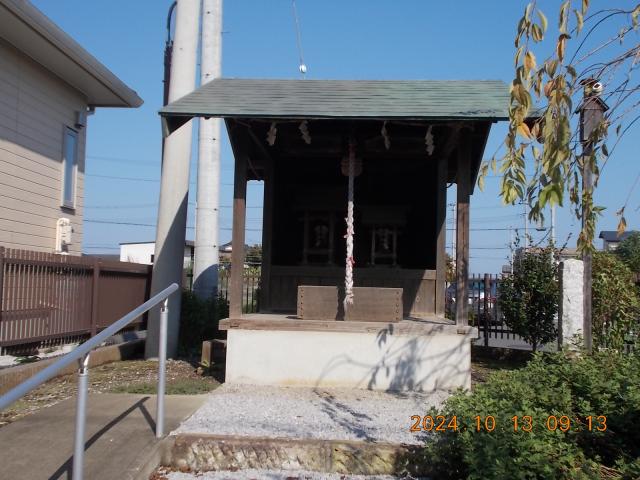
left=31, top=0, right=640, bottom=272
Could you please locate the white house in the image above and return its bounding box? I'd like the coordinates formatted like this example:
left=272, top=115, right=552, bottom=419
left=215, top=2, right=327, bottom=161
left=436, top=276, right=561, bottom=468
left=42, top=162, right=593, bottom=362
left=0, top=0, right=142, bottom=255
left=120, top=240, right=194, bottom=267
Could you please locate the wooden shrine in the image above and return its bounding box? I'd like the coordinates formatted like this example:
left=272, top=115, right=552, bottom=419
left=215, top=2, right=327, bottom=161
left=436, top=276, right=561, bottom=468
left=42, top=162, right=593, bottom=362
left=159, top=78, right=509, bottom=390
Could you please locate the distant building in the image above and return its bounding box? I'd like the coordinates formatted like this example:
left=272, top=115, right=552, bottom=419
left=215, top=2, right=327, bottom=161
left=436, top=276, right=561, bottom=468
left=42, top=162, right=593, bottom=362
left=120, top=240, right=194, bottom=267
left=219, top=241, right=233, bottom=262
left=599, top=230, right=638, bottom=252
left=219, top=241, right=255, bottom=263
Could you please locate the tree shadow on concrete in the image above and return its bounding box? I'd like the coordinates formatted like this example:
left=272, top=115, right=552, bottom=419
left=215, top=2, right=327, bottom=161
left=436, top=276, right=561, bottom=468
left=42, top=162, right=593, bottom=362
left=315, top=323, right=472, bottom=395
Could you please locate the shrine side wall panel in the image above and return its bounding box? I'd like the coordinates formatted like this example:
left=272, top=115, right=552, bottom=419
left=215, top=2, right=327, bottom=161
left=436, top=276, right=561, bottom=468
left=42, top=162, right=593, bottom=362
left=269, top=266, right=436, bottom=317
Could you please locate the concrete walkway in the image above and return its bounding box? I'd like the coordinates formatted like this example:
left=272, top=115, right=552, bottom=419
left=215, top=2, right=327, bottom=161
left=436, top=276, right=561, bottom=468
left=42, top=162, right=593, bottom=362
left=0, top=393, right=206, bottom=480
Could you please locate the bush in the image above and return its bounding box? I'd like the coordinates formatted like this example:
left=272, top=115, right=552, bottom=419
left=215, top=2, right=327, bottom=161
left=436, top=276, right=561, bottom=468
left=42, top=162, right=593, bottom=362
left=178, top=290, right=229, bottom=356
left=498, top=246, right=559, bottom=351
left=616, top=232, right=640, bottom=273
left=592, top=252, right=640, bottom=351
left=424, top=351, right=640, bottom=480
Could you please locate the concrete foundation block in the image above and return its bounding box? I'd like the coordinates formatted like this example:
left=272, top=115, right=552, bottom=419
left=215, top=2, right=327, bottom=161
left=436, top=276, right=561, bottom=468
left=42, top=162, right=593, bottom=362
left=225, top=329, right=473, bottom=391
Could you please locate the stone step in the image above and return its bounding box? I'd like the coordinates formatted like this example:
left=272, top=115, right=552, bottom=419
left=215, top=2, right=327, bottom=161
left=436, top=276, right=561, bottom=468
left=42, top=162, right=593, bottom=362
left=161, top=434, right=429, bottom=477
left=159, top=467, right=418, bottom=479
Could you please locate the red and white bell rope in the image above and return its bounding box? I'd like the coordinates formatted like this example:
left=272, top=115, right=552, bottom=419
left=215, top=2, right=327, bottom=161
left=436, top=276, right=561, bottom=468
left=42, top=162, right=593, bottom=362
left=344, top=144, right=356, bottom=309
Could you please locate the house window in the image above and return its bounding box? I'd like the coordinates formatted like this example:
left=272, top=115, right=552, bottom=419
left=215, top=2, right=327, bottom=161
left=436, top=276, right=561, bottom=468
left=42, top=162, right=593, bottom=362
left=62, top=128, right=78, bottom=208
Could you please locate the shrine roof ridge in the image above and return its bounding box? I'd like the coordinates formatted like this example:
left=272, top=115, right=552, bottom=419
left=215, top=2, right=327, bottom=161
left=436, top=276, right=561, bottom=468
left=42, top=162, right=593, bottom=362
left=159, top=78, right=510, bottom=135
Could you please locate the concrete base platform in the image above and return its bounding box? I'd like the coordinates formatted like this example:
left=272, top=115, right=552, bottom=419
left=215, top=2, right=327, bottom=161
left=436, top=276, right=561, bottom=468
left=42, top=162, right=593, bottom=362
left=0, top=393, right=206, bottom=480
left=221, top=315, right=476, bottom=391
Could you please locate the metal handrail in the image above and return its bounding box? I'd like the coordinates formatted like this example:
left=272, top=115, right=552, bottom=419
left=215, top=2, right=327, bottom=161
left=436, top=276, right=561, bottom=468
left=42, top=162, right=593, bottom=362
left=0, top=282, right=179, bottom=480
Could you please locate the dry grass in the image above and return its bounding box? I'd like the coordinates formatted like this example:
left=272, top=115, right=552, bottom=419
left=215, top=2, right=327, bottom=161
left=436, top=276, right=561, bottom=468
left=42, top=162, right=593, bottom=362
left=0, top=358, right=220, bottom=428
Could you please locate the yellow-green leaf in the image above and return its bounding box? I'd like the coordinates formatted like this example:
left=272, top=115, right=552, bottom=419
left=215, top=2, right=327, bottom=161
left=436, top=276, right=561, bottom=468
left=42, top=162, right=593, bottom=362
left=515, top=46, right=524, bottom=67
left=559, top=1, right=570, bottom=34
left=557, top=35, right=567, bottom=62
left=524, top=51, right=537, bottom=70
left=574, top=10, right=584, bottom=33
left=532, top=24, right=543, bottom=42
left=533, top=145, right=541, bottom=158
left=537, top=10, right=548, bottom=33
left=517, top=122, right=533, bottom=139
left=618, top=216, right=627, bottom=236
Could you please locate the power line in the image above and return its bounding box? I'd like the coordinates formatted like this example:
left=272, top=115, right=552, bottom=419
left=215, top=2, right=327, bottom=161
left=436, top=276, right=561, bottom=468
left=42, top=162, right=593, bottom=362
left=84, top=203, right=263, bottom=209
left=291, top=0, right=307, bottom=76
left=87, top=155, right=158, bottom=166
left=446, top=227, right=515, bottom=232
left=86, top=173, right=159, bottom=182
left=84, top=219, right=262, bottom=231
left=86, top=154, right=233, bottom=171
left=85, top=173, right=263, bottom=187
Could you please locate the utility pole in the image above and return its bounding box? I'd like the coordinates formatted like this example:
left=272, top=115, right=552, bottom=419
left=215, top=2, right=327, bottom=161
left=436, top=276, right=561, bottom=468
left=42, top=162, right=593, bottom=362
left=523, top=200, right=529, bottom=249
left=550, top=204, right=556, bottom=246
left=579, top=79, right=608, bottom=354
left=147, top=0, right=201, bottom=359
left=450, top=202, right=456, bottom=261
left=193, top=0, right=223, bottom=300
left=510, top=226, right=514, bottom=265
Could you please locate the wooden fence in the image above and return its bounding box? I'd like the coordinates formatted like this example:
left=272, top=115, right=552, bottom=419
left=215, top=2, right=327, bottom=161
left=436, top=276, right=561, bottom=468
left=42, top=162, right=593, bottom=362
left=0, top=247, right=152, bottom=354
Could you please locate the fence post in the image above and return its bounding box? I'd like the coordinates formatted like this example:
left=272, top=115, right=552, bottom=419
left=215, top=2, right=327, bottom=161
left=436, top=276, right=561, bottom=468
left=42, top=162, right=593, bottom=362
left=483, top=273, right=490, bottom=347
left=90, top=258, right=100, bottom=337
left=72, top=353, right=90, bottom=480
left=156, top=298, right=168, bottom=438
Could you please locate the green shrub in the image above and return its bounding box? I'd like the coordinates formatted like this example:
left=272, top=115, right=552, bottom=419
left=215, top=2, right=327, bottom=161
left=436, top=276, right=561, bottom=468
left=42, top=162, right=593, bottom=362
left=592, top=252, right=640, bottom=351
left=424, top=351, right=640, bottom=480
left=498, top=246, right=559, bottom=351
left=178, top=290, right=229, bottom=356
left=616, top=232, right=640, bottom=273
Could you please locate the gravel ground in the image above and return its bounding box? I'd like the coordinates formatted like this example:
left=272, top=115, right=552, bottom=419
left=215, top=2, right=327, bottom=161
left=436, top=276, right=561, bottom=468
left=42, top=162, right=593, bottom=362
left=173, top=384, right=449, bottom=445
left=160, top=468, right=423, bottom=479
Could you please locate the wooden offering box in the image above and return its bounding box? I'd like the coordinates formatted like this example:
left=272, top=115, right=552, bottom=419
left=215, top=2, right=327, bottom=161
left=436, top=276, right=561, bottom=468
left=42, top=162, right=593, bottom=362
left=297, top=285, right=402, bottom=322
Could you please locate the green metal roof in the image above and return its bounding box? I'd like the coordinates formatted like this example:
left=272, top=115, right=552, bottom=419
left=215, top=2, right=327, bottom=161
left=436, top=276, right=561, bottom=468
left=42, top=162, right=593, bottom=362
left=159, top=78, right=510, bottom=135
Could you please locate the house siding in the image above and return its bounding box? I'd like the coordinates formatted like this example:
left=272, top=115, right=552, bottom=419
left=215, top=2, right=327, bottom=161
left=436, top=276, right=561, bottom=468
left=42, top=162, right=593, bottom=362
left=0, top=38, right=87, bottom=255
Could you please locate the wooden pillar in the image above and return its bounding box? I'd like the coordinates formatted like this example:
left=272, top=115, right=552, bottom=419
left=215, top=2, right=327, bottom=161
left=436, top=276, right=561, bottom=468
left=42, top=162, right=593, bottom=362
left=435, top=155, right=448, bottom=317
left=579, top=95, right=606, bottom=354
left=455, top=139, right=471, bottom=326
left=260, top=157, right=274, bottom=311
left=229, top=147, right=248, bottom=318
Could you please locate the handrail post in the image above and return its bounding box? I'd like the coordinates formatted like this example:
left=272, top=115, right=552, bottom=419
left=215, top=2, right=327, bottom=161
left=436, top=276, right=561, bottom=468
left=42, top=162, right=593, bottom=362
left=72, top=353, right=90, bottom=480
left=156, top=298, right=168, bottom=438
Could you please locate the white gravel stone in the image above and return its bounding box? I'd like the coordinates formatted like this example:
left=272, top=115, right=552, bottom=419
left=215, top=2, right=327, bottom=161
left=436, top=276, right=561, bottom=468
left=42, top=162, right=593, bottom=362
left=166, top=468, right=420, bottom=479
left=174, top=384, right=449, bottom=445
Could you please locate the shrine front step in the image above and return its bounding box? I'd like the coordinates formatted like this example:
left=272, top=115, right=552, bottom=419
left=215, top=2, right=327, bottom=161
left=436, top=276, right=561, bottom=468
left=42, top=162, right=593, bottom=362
left=297, top=285, right=402, bottom=322
left=162, top=434, right=429, bottom=477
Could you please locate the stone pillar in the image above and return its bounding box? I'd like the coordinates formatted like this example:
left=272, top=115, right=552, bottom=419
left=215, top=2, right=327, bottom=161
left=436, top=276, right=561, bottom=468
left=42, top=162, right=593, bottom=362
left=558, top=259, right=584, bottom=350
